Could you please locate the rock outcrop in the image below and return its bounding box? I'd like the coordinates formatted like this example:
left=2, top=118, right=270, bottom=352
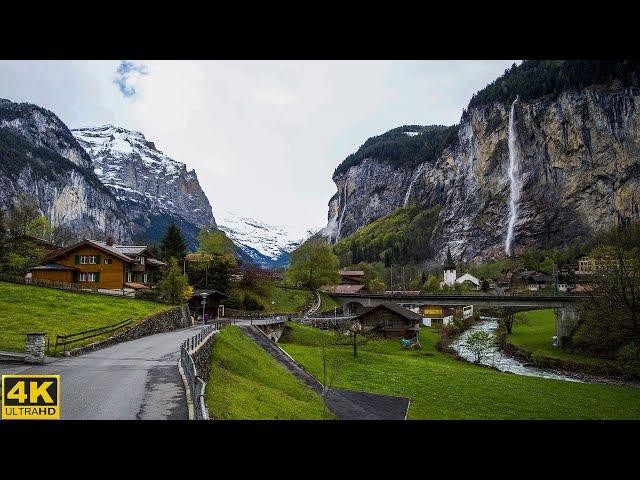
left=327, top=85, right=640, bottom=263
left=0, top=99, right=131, bottom=241
left=73, top=125, right=216, bottom=249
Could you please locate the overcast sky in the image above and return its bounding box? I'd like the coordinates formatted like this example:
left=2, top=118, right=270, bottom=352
left=0, top=60, right=517, bottom=240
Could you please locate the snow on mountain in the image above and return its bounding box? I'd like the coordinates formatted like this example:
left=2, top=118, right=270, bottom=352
left=72, top=124, right=215, bottom=249
left=217, top=210, right=301, bottom=268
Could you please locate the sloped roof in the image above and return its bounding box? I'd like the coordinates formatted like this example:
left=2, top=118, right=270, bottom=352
left=111, top=245, right=148, bottom=256
left=146, top=258, right=166, bottom=267
left=29, top=263, right=78, bottom=272
left=356, top=302, right=422, bottom=322
left=44, top=239, right=133, bottom=263
left=325, top=284, right=366, bottom=294
left=339, top=270, right=365, bottom=277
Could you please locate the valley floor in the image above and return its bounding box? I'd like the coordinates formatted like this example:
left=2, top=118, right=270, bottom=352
left=279, top=322, right=640, bottom=419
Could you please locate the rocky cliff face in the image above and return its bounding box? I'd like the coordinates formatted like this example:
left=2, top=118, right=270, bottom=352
left=0, top=99, right=131, bottom=241
left=327, top=85, right=640, bottom=263
left=72, top=125, right=216, bottom=249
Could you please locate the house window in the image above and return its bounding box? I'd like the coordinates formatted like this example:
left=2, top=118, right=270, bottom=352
left=127, top=272, right=132, bottom=283
left=79, top=255, right=99, bottom=264
left=137, top=256, right=145, bottom=265
left=79, top=272, right=98, bottom=282
left=104, top=258, right=112, bottom=265
left=143, top=273, right=148, bottom=283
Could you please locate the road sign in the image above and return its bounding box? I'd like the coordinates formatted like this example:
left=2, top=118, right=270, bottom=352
left=2, top=375, right=60, bottom=420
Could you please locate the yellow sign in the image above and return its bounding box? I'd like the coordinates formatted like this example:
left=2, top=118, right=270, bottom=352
left=423, top=306, right=443, bottom=316
left=2, top=375, right=60, bottom=420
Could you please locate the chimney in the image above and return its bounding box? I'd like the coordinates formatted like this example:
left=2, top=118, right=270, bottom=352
left=106, top=236, right=114, bottom=246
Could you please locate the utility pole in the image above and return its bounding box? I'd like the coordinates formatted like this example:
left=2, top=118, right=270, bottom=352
left=553, top=262, right=558, bottom=295
left=402, top=266, right=406, bottom=291
left=390, top=263, right=393, bottom=293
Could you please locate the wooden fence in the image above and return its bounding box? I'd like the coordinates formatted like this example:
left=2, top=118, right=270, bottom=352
left=53, top=317, right=133, bottom=355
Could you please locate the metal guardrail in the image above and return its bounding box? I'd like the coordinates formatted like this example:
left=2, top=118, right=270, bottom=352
left=180, top=320, right=232, bottom=420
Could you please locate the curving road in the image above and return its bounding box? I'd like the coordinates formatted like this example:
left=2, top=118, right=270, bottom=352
left=0, top=325, right=205, bottom=420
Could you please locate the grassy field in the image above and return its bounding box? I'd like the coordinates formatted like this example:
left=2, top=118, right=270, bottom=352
left=317, top=291, right=341, bottom=313
left=279, top=321, right=640, bottom=419
left=205, top=326, right=330, bottom=419
left=229, top=283, right=312, bottom=313
left=0, top=281, right=172, bottom=353
left=511, top=309, right=610, bottom=366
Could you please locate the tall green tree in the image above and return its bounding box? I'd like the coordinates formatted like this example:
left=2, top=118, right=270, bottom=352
left=158, top=258, right=192, bottom=304
left=159, top=222, right=187, bottom=261
left=286, top=238, right=340, bottom=288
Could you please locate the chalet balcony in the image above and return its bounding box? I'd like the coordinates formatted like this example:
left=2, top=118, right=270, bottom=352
left=131, top=263, right=145, bottom=272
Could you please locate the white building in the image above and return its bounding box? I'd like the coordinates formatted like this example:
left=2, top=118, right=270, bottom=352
left=439, top=247, right=481, bottom=290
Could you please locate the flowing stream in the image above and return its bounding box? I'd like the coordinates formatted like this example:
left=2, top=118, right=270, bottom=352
left=505, top=98, right=521, bottom=256
left=450, top=317, right=582, bottom=383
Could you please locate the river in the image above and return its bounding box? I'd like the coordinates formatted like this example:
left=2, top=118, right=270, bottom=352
left=450, top=317, right=582, bottom=383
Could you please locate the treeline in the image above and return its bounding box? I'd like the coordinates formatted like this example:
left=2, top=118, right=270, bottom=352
left=334, top=125, right=458, bottom=176
left=466, top=60, right=640, bottom=112
left=333, top=204, right=441, bottom=266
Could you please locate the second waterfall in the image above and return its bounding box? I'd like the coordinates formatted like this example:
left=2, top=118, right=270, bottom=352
left=505, top=98, right=521, bottom=256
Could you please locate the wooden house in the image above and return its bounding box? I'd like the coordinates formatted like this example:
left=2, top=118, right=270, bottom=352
left=354, top=302, right=421, bottom=339
left=339, top=270, right=365, bottom=285
left=29, top=237, right=165, bottom=290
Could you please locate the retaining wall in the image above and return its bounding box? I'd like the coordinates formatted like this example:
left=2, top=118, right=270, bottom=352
left=69, top=305, right=191, bottom=355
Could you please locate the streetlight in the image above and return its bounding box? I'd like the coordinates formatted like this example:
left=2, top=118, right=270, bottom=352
left=201, top=292, right=209, bottom=324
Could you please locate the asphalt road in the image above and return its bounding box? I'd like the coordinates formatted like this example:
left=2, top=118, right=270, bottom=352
left=0, top=325, right=205, bottom=420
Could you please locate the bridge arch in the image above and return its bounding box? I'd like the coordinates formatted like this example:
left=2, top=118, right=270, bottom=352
left=344, top=301, right=364, bottom=315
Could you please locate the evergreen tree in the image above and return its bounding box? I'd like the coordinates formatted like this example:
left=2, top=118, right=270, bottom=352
left=159, top=222, right=187, bottom=261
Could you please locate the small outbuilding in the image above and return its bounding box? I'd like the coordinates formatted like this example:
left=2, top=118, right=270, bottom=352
left=354, top=302, right=421, bottom=339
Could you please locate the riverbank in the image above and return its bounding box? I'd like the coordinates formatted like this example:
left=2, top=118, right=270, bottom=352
left=279, top=321, right=640, bottom=419
left=499, top=309, right=640, bottom=386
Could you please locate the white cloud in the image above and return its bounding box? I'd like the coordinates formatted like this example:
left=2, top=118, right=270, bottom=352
left=0, top=60, right=517, bottom=239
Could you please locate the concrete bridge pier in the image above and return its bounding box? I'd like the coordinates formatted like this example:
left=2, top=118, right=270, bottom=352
left=555, top=307, right=581, bottom=346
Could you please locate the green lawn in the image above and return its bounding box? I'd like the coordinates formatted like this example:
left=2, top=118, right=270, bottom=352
left=265, top=285, right=312, bottom=312
left=279, top=321, right=640, bottom=419
left=317, top=291, right=341, bottom=313
left=0, top=281, right=172, bottom=353
left=205, top=326, right=330, bottom=419
left=511, top=309, right=610, bottom=366
left=229, top=283, right=312, bottom=313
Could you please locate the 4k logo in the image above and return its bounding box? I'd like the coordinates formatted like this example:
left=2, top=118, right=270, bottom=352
left=2, top=375, right=60, bottom=419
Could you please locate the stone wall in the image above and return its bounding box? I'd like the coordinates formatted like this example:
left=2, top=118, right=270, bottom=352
left=69, top=305, right=191, bottom=356
left=191, top=333, right=216, bottom=382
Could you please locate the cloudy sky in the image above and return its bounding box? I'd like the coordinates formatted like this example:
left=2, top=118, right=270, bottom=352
left=0, top=60, right=517, bottom=240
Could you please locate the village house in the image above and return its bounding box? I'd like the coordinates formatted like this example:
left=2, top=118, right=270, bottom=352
left=440, top=247, right=480, bottom=289
left=354, top=302, right=422, bottom=339
left=339, top=270, right=365, bottom=285
left=519, top=270, right=554, bottom=291
left=29, top=237, right=165, bottom=290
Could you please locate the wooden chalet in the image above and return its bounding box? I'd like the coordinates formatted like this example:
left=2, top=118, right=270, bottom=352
left=339, top=270, right=365, bottom=285
left=29, top=237, right=165, bottom=290
left=354, top=302, right=421, bottom=339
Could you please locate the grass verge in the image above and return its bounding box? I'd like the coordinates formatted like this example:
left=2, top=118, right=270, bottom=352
left=205, top=325, right=330, bottom=419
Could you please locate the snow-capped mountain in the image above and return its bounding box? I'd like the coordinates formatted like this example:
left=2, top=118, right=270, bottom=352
left=218, top=211, right=301, bottom=268
left=72, top=125, right=216, bottom=249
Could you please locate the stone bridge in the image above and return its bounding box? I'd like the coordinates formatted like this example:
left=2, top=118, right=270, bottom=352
left=328, top=292, right=587, bottom=344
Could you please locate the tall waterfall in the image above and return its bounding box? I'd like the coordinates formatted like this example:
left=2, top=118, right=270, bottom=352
left=403, top=163, right=426, bottom=206
left=505, top=98, right=520, bottom=256
left=335, top=182, right=348, bottom=242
